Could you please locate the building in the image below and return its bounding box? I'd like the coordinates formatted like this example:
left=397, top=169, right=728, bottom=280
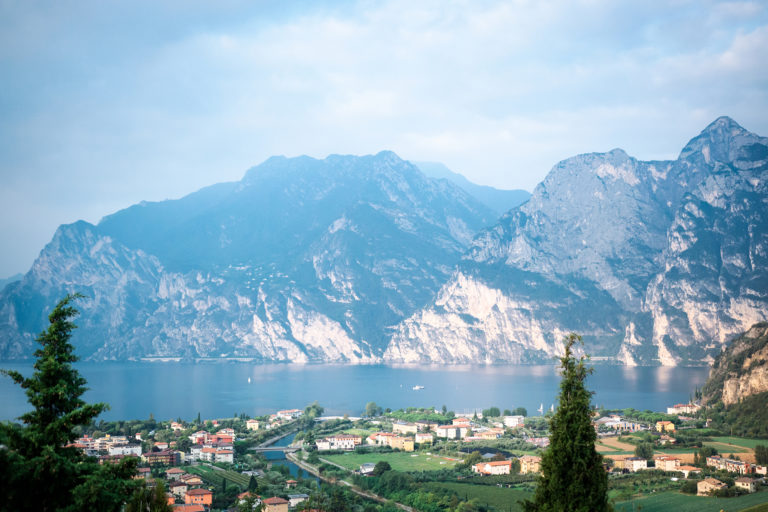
left=735, top=477, right=757, bottom=493
left=143, top=449, right=180, bottom=466
left=288, top=494, right=309, bottom=507
left=472, top=460, right=512, bottom=475
left=109, top=444, right=142, bottom=457
left=184, top=489, right=213, bottom=507
left=276, top=409, right=303, bottom=420
left=654, top=455, right=680, bottom=472
left=317, top=434, right=362, bottom=451
left=166, top=467, right=185, bottom=481
left=655, top=421, right=675, bottom=433
left=519, top=455, right=542, bottom=474
left=246, top=419, right=260, bottom=431
left=171, top=421, right=184, bottom=431
left=188, top=431, right=209, bottom=444
left=706, top=455, right=752, bottom=475
left=180, top=474, right=204, bottom=486
left=677, top=465, right=701, bottom=478
left=172, top=505, right=205, bottom=512
left=360, top=463, right=376, bottom=475
left=697, top=478, right=727, bottom=496
left=393, top=421, right=418, bottom=435
left=215, top=449, right=234, bottom=463
left=620, top=457, right=647, bottom=472
left=168, top=480, right=189, bottom=498
left=415, top=421, right=438, bottom=431
left=367, top=432, right=396, bottom=446
left=415, top=432, right=433, bottom=444
left=389, top=436, right=415, bottom=452
left=658, top=434, right=676, bottom=445
left=666, top=403, right=701, bottom=415
left=503, top=415, right=525, bottom=428
left=263, top=496, right=290, bottom=512
left=436, top=425, right=462, bottom=439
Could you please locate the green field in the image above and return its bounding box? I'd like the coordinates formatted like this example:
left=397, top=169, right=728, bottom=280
left=614, top=490, right=768, bottom=512
left=423, top=482, right=532, bottom=511
left=321, top=451, right=457, bottom=472
left=185, top=465, right=251, bottom=489
left=711, top=437, right=767, bottom=450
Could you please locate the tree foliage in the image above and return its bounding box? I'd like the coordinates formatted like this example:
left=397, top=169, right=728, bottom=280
left=634, top=442, right=654, bottom=460
left=0, top=295, right=143, bottom=511
left=522, top=333, right=611, bottom=512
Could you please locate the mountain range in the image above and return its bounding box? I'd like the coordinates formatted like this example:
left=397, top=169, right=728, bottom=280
left=1, top=117, right=766, bottom=365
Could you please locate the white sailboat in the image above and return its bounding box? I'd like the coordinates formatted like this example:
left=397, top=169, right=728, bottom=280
left=247, top=377, right=251, bottom=384
left=537, top=403, right=544, bottom=414
left=550, top=404, right=554, bottom=413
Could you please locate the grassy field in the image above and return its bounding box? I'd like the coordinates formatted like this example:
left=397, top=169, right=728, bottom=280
left=614, top=490, right=768, bottom=512
left=710, top=436, right=767, bottom=450
left=185, top=465, right=251, bottom=489
left=423, top=482, right=532, bottom=511
left=321, top=451, right=457, bottom=472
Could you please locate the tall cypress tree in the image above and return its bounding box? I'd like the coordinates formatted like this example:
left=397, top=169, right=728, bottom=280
left=522, top=333, right=611, bottom=512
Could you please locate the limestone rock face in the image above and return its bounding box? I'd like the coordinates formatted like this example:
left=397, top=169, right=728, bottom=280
left=0, top=152, right=494, bottom=361
left=385, top=117, right=768, bottom=365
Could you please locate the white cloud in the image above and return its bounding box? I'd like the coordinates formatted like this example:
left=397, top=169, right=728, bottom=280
left=0, top=0, right=766, bottom=274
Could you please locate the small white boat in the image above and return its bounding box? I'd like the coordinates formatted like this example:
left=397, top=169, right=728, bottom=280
left=247, top=377, right=251, bottom=384
left=412, top=385, right=425, bottom=390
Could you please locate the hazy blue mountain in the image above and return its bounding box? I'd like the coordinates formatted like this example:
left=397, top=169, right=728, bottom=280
left=385, top=117, right=768, bottom=365
left=415, top=161, right=531, bottom=216
left=0, top=273, right=23, bottom=292
left=0, top=152, right=495, bottom=361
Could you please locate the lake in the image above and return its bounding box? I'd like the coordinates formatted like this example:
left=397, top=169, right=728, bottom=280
left=0, top=362, right=710, bottom=422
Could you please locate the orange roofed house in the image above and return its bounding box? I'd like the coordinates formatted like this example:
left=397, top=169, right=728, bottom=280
left=473, top=460, right=512, bottom=475
left=263, top=496, right=290, bottom=512
left=184, top=488, right=213, bottom=507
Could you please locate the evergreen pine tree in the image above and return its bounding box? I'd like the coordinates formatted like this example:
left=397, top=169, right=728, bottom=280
left=0, top=294, right=142, bottom=511
left=522, top=333, right=611, bottom=512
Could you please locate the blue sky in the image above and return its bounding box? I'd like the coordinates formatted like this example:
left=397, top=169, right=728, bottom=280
left=1, top=0, right=767, bottom=276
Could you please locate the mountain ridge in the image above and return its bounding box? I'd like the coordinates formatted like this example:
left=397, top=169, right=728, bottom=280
left=1, top=118, right=766, bottom=365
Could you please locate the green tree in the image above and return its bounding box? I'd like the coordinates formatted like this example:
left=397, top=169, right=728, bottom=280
left=522, top=333, right=611, bottom=512
left=0, top=294, right=141, bottom=511
left=634, top=442, right=653, bottom=460
left=513, top=407, right=528, bottom=417
left=373, top=460, right=392, bottom=476
left=755, top=444, right=768, bottom=465
left=125, top=480, right=172, bottom=512
left=365, top=401, right=383, bottom=417
left=304, top=401, right=324, bottom=419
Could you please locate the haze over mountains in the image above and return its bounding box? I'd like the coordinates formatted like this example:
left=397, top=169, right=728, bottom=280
left=1, top=117, right=766, bottom=365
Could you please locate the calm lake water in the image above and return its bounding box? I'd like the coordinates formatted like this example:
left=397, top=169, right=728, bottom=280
left=0, top=362, right=709, bottom=422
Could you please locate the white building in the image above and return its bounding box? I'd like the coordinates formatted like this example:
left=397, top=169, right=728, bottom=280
left=108, top=444, right=142, bottom=457
left=503, top=415, right=525, bottom=428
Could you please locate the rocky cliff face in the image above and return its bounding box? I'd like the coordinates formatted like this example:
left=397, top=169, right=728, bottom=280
left=702, top=323, right=768, bottom=406
left=0, top=152, right=494, bottom=361
left=384, top=117, right=768, bottom=365
left=3, top=119, right=766, bottom=365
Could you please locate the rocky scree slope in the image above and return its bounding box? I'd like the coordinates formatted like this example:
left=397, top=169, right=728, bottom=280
left=384, top=117, right=768, bottom=365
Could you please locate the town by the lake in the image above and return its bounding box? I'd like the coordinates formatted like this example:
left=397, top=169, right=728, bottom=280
left=62, top=394, right=768, bottom=512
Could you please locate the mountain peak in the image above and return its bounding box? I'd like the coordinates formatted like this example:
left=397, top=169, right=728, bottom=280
left=679, top=116, right=763, bottom=163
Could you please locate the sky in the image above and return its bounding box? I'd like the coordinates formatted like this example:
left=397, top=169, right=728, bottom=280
left=1, top=0, right=767, bottom=277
